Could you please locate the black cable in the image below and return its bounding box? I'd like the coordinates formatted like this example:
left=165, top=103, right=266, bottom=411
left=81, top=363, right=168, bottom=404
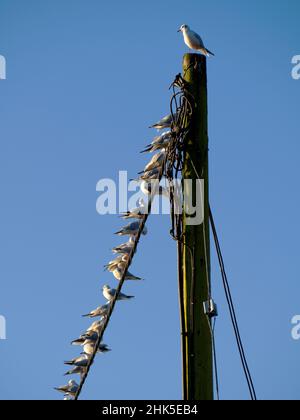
left=210, top=208, right=256, bottom=400
left=174, top=211, right=187, bottom=400
left=212, top=318, right=220, bottom=400
left=209, top=206, right=257, bottom=401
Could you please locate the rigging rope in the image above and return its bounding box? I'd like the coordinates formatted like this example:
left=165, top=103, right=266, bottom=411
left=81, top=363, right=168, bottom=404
left=188, top=155, right=257, bottom=400
left=209, top=206, right=257, bottom=401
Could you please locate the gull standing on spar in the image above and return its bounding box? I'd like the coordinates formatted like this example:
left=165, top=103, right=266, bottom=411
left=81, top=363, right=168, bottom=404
left=178, top=24, right=214, bottom=57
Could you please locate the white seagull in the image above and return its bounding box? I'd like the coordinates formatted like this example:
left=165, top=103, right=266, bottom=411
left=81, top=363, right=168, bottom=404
left=150, top=114, right=173, bottom=130
left=105, top=255, right=129, bottom=272
left=115, top=221, right=147, bottom=237
left=102, top=285, right=134, bottom=301
left=178, top=24, right=214, bottom=57
left=64, top=366, right=87, bottom=378
left=83, top=341, right=111, bottom=356
left=86, top=319, right=105, bottom=334
left=54, top=380, right=79, bottom=397
left=113, top=264, right=142, bottom=281
left=140, top=150, right=166, bottom=174
left=120, top=198, right=147, bottom=220
left=64, top=353, right=90, bottom=368
left=112, top=237, right=135, bottom=255
left=71, top=330, right=98, bottom=346
left=82, top=303, right=111, bottom=318
left=141, top=131, right=172, bottom=153
left=137, top=168, right=161, bottom=182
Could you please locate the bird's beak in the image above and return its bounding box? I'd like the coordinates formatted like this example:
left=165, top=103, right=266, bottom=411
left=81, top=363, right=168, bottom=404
left=177, top=29, right=181, bottom=33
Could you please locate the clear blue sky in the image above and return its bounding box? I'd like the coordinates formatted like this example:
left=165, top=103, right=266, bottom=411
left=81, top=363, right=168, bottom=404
left=0, top=0, right=299, bottom=400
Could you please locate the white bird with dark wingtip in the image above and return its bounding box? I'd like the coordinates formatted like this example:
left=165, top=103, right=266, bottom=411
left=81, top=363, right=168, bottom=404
left=150, top=114, right=173, bottom=130
left=140, top=150, right=166, bottom=174
left=102, top=285, right=134, bottom=301
left=105, top=255, right=129, bottom=272
left=86, top=319, right=105, bottom=334
left=112, top=237, right=135, bottom=255
left=113, top=264, right=142, bottom=281
left=64, top=366, right=87, bottom=378
left=82, top=303, right=111, bottom=318
left=71, top=330, right=98, bottom=346
left=120, top=198, right=146, bottom=220
left=83, top=341, right=111, bottom=356
left=141, top=131, right=172, bottom=153
left=178, top=24, right=214, bottom=57
left=150, top=111, right=181, bottom=130
left=115, top=221, right=147, bottom=237
left=64, top=353, right=90, bottom=368
left=137, top=168, right=161, bottom=182
left=54, top=380, right=79, bottom=397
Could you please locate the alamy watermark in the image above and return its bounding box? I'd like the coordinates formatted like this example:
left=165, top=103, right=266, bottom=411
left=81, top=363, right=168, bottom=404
left=0, top=315, right=6, bottom=340
left=0, top=55, right=6, bottom=80
left=96, top=171, right=205, bottom=226
left=291, top=55, right=300, bottom=80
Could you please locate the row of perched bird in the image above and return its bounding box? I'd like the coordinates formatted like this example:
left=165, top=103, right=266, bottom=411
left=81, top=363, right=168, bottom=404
left=55, top=112, right=176, bottom=400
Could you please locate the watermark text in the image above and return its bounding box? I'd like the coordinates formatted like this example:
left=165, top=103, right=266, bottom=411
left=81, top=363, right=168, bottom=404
left=291, top=55, right=300, bottom=80
left=96, top=171, right=204, bottom=226
left=291, top=315, right=300, bottom=340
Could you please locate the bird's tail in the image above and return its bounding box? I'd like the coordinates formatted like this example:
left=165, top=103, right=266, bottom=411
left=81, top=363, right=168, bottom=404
left=205, top=48, right=215, bottom=57
left=54, top=387, right=65, bottom=393
left=140, top=145, right=152, bottom=153
left=71, top=340, right=82, bottom=346
left=64, top=370, right=72, bottom=376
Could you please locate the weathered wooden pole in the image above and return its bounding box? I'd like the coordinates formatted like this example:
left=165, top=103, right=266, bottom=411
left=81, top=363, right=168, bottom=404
left=182, top=53, right=213, bottom=400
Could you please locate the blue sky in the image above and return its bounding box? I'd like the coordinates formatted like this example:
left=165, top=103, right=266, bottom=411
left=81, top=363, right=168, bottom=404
left=0, top=0, right=300, bottom=400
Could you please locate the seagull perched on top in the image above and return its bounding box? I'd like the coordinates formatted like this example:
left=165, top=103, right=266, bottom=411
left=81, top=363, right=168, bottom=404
left=178, top=24, right=214, bottom=57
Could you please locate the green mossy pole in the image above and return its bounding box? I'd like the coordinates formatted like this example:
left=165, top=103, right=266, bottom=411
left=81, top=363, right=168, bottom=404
left=182, top=53, right=213, bottom=400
